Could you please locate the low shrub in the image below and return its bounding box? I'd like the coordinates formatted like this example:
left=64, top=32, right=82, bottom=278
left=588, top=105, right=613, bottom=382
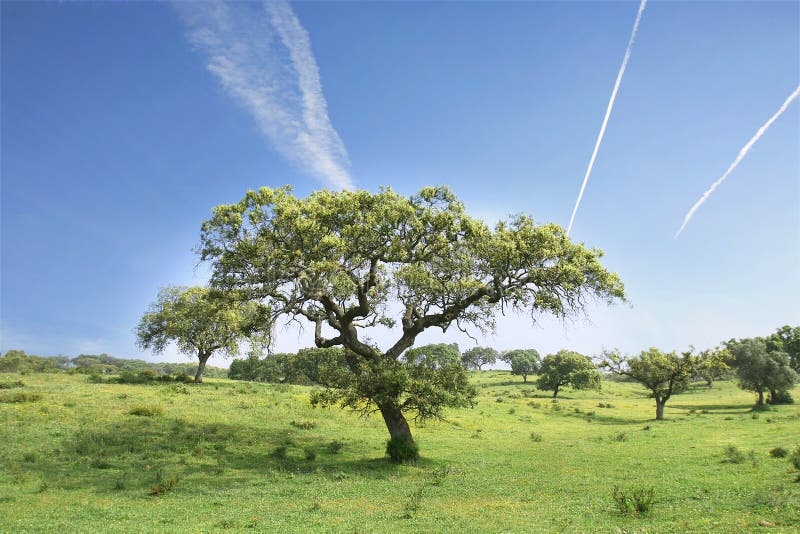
left=402, top=486, right=425, bottom=519
left=303, top=447, right=317, bottom=461
left=386, top=437, right=419, bottom=464
left=129, top=404, right=163, bottom=417
left=769, top=447, right=788, bottom=458
left=0, top=391, right=42, bottom=403
left=529, top=432, right=543, bottom=442
left=611, top=485, right=656, bottom=516
left=272, top=446, right=288, bottom=460
left=721, top=445, right=746, bottom=464
left=770, top=390, right=794, bottom=405
left=326, top=440, right=344, bottom=454
left=430, top=465, right=451, bottom=486
left=0, top=379, right=25, bottom=389
left=148, top=470, right=177, bottom=496
left=790, top=446, right=800, bottom=472
left=290, top=420, right=316, bottom=430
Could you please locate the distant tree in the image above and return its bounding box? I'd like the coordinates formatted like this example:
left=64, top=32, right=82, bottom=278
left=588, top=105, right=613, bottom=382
left=0, top=350, right=67, bottom=373
left=403, top=343, right=460, bottom=370
left=726, top=338, right=797, bottom=405
left=135, top=286, right=254, bottom=383
left=537, top=350, right=600, bottom=398
left=602, top=348, right=697, bottom=420
left=461, top=346, right=498, bottom=371
left=765, top=325, right=800, bottom=373
left=199, top=186, right=624, bottom=460
left=503, top=349, right=541, bottom=383
left=696, top=347, right=732, bottom=388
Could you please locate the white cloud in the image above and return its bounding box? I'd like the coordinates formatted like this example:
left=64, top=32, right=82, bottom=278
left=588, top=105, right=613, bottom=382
left=176, top=1, right=354, bottom=190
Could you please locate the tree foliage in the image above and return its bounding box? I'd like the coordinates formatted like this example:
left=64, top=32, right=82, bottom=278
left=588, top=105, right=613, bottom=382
left=461, top=346, right=498, bottom=371
left=198, top=185, right=625, bottom=457
left=537, top=350, right=600, bottom=398
left=503, top=349, right=541, bottom=382
left=726, top=338, right=797, bottom=405
left=403, top=343, right=460, bottom=369
left=602, top=348, right=697, bottom=420
left=695, top=347, right=732, bottom=388
left=135, top=286, right=254, bottom=382
left=765, top=325, right=800, bottom=373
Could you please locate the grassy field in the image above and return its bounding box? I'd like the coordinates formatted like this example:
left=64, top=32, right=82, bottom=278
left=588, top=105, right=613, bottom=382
left=1, top=372, right=798, bottom=533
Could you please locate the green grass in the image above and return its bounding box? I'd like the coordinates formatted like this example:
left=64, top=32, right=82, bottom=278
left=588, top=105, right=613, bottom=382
left=1, top=372, right=798, bottom=532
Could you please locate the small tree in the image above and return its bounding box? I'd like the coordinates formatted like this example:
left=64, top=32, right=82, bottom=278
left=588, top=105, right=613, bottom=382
left=727, top=338, right=797, bottom=405
left=696, top=347, right=731, bottom=388
left=136, top=286, right=253, bottom=383
left=503, top=349, right=541, bottom=383
left=461, top=346, right=498, bottom=371
left=403, top=343, right=460, bottom=370
left=602, top=348, right=697, bottom=420
left=199, top=186, right=625, bottom=459
left=537, top=350, right=600, bottom=398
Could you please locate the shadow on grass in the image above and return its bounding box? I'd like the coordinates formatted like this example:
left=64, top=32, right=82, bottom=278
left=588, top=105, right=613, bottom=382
left=670, top=403, right=754, bottom=414
left=13, top=416, right=439, bottom=496
left=574, top=412, right=650, bottom=425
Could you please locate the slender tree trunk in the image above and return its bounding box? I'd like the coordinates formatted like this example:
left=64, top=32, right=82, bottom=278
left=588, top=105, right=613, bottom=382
left=552, top=385, right=559, bottom=399
left=377, top=401, right=417, bottom=462
left=195, top=352, right=210, bottom=383
left=522, top=374, right=527, bottom=383
left=655, top=399, right=665, bottom=420
left=756, top=390, right=764, bottom=406
left=768, top=388, right=777, bottom=404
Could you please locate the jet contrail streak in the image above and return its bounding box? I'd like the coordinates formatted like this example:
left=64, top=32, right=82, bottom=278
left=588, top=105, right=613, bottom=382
left=567, top=0, right=647, bottom=236
left=674, top=84, right=800, bottom=238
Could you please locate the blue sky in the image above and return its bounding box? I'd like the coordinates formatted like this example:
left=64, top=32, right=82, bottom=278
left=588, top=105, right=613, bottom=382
left=1, top=1, right=798, bottom=366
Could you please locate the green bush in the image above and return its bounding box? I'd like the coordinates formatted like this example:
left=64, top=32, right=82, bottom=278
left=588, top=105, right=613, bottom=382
left=0, top=391, right=42, bottom=403
left=721, top=445, right=753, bottom=464
left=290, top=420, right=316, bottom=430
left=790, top=446, right=800, bottom=471
left=0, top=379, right=25, bottom=389
left=272, top=446, right=288, bottom=460
left=148, top=470, right=177, bottom=496
left=386, top=437, right=419, bottom=464
left=769, top=447, right=788, bottom=458
left=770, top=390, right=794, bottom=405
left=327, top=440, right=344, bottom=454
left=529, top=432, right=543, bottom=442
left=304, top=447, right=317, bottom=461
left=611, top=486, right=656, bottom=516
left=129, top=404, right=163, bottom=417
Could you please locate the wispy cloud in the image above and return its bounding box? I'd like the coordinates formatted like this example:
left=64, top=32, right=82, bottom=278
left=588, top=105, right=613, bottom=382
left=674, top=84, right=800, bottom=238
left=176, top=1, right=354, bottom=190
left=567, top=0, right=647, bottom=236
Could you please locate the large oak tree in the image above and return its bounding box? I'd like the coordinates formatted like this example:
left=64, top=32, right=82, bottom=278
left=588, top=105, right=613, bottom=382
left=199, top=186, right=624, bottom=460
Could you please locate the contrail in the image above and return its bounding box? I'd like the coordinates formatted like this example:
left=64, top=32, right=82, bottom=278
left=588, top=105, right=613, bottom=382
left=567, top=0, right=647, bottom=236
left=175, top=1, right=353, bottom=190
left=674, top=84, right=800, bottom=238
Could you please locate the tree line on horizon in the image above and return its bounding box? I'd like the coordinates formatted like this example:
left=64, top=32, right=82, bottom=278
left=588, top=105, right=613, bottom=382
left=0, top=350, right=228, bottom=379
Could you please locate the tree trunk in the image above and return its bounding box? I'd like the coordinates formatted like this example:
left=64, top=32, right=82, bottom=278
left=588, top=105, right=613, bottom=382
left=378, top=401, right=418, bottom=462
left=194, top=352, right=210, bottom=383
left=756, top=390, right=764, bottom=406
left=522, top=374, right=527, bottom=383
left=552, top=385, right=559, bottom=399
left=768, top=388, right=776, bottom=404
left=655, top=399, right=665, bottom=420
